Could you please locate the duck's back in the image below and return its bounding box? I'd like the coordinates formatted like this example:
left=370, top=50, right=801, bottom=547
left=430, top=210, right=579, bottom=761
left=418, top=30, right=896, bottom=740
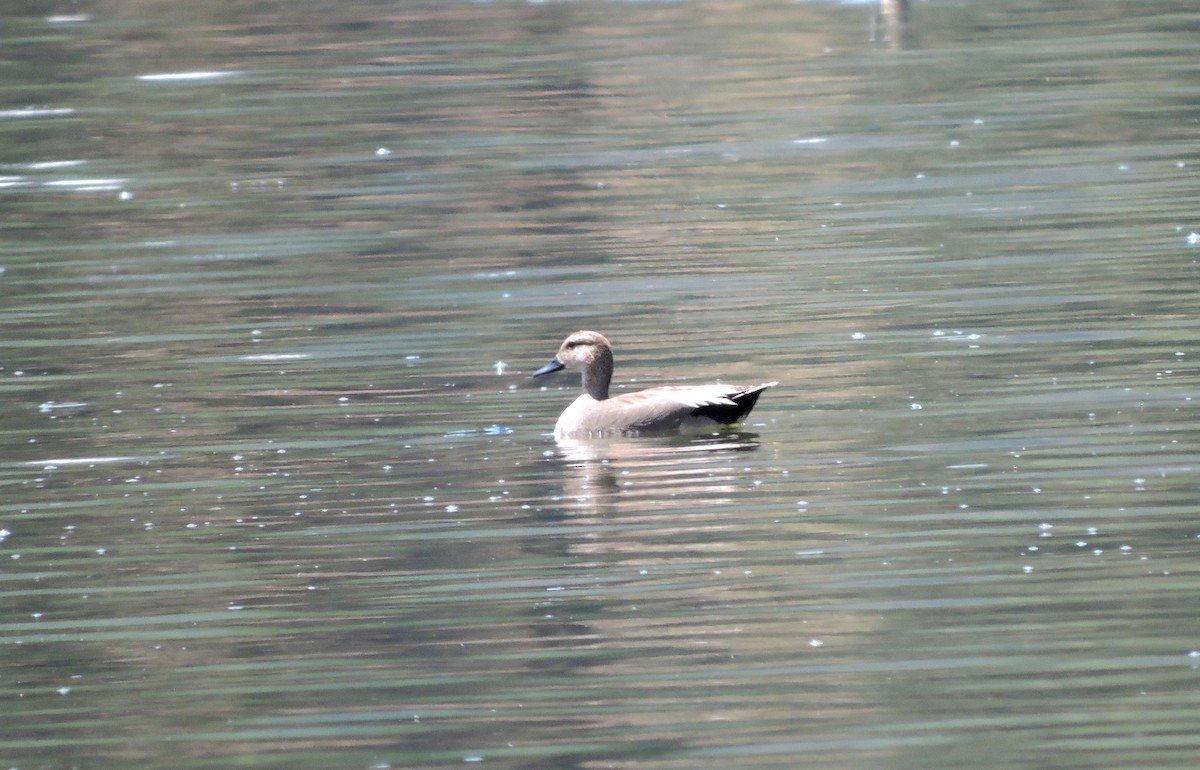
left=554, top=382, right=776, bottom=437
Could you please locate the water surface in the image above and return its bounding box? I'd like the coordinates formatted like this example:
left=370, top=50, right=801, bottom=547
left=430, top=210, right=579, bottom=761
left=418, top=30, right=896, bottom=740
left=2, top=1, right=1199, bottom=768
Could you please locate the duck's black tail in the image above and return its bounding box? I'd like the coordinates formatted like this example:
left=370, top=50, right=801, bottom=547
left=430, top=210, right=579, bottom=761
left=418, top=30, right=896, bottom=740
left=691, top=381, right=778, bottom=424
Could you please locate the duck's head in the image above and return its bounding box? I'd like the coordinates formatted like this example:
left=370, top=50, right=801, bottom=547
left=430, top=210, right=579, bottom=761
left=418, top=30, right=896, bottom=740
left=533, top=330, right=612, bottom=377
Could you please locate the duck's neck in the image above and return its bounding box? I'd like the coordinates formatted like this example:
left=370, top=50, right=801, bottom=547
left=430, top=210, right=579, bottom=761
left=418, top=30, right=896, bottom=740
left=581, top=348, right=612, bottom=401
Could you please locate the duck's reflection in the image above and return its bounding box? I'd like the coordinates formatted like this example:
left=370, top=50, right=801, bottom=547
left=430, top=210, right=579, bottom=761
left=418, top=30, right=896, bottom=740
left=552, top=432, right=763, bottom=518
left=872, top=0, right=911, bottom=49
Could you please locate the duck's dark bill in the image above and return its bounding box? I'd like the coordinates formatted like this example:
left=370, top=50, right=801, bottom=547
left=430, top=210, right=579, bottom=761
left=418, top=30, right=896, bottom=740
left=532, top=358, right=565, bottom=377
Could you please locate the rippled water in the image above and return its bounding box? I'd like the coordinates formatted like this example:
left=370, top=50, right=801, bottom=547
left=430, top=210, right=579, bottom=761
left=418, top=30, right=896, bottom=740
left=3, top=1, right=1199, bottom=768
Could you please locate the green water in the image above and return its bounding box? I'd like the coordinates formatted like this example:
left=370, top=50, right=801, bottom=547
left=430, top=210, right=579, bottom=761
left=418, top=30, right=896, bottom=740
left=2, top=1, right=1199, bottom=768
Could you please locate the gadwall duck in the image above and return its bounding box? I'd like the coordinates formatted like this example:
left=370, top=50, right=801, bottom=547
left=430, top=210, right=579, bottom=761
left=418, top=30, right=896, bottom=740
left=533, top=330, right=777, bottom=438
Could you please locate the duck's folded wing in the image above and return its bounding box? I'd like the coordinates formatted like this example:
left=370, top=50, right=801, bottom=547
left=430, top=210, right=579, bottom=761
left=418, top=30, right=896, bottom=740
left=613, top=383, right=776, bottom=430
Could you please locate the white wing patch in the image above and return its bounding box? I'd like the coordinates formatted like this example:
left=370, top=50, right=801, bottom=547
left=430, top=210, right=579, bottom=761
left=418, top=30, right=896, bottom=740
left=664, top=385, right=742, bottom=409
